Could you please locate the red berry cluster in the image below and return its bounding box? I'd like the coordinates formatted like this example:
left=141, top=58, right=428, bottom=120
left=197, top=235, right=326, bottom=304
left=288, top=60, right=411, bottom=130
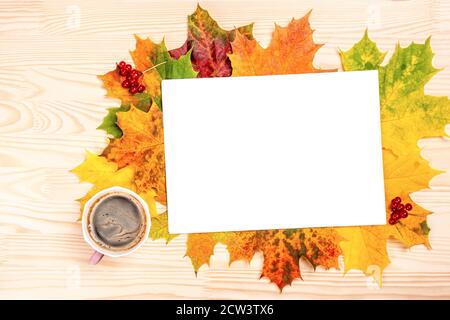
left=389, top=196, right=412, bottom=225
left=117, top=61, right=145, bottom=94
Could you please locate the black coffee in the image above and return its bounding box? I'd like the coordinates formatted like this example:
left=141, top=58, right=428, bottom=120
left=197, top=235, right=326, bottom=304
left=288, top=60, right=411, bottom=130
left=88, top=193, right=146, bottom=251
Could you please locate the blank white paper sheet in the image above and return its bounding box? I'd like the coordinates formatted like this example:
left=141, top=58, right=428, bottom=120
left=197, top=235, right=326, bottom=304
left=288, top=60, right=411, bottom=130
left=162, top=71, right=386, bottom=234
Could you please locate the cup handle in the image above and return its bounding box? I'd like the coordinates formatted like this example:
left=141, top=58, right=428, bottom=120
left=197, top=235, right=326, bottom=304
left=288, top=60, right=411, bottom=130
left=89, top=250, right=104, bottom=265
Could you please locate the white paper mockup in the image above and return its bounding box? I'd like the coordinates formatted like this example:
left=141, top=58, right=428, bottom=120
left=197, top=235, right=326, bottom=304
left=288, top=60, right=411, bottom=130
left=162, top=71, right=386, bottom=234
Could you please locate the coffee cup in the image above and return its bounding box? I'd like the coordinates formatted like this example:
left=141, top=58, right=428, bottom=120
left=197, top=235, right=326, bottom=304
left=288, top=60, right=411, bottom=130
left=82, top=186, right=151, bottom=259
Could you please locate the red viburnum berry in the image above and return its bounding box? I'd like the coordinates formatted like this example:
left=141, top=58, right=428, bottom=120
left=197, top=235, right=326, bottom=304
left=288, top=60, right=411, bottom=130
left=121, top=80, right=131, bottom=88
left=130, top=70, right=140, bottom=79
left=119, top=68, right=129, bottom=76
left=399, top=210, right=408, bottom=219
left=405, top=203, right=412, bottom=211
left=137, top=85, right=145, bottom=93
left=129, top=86, right=138, bottom=94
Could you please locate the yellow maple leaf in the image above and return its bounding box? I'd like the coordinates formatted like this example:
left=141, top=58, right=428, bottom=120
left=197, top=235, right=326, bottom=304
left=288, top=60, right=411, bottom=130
left=71, top=150, right=118, bottom=184
left=72, top=152, right=135, bottom=218
left=381, top=92, right=449, bottom=156
left=337, top=226, right=389, bottom=285
left=382, top=149, right=436, bottom=248
left=336, top=149, right=438, bottom=284
left=72, top=151, right=158, bottom=220
left=185, top=233, right=216, bottom=271
left=139, top=189, right=159, bottom=220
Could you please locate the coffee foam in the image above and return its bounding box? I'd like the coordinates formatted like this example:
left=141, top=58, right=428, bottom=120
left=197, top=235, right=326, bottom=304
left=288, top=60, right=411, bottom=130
left=87, top=191, right=147, bottom=252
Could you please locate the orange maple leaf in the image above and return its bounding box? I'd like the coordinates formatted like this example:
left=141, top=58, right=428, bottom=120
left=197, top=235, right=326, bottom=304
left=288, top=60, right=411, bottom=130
left=104, top=103, right=167, bottom=204
left=229, top=11, right=336, bottom=76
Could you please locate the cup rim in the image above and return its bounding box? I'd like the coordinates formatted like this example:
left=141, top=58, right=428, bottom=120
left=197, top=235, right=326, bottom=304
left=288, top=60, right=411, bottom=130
left=81, top=186, right=151, bottom=258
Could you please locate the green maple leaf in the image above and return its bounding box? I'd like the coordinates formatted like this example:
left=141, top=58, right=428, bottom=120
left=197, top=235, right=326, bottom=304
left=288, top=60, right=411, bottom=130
left=151, top=40, right=198, bottom=80
left=339, top=30, right=386, bottom=71
left=340, top=31, right=449, bottom=153
left=146, top=40, right=197, bottom=109
left=97, top=105, right=129, bottom=138
left=379, top=38, right=439, bottom=102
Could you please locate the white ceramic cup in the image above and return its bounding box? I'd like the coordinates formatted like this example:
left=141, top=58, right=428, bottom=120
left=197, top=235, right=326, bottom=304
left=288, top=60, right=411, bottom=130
left=82, top=186, right=151, bottom=259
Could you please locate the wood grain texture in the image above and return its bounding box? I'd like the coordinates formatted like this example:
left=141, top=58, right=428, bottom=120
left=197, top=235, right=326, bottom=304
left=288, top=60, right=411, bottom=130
left=0, top=0, right=449, bottom=299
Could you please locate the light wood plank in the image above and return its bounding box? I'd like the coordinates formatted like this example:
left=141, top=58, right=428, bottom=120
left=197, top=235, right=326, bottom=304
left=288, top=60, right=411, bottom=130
left=0, top=0, right=449, bottom=299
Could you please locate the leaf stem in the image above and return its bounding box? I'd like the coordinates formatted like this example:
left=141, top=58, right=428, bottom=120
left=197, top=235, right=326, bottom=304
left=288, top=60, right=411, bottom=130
left=143, top=61, right=167, bottom=74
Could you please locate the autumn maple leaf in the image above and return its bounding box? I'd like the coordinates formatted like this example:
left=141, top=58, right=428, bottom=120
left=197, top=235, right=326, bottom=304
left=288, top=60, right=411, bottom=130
left=102, top=103, right=167, bottom=205
left=258, top=229, right=341, bottom=288
left=169, top=4, right=254, bottom=77
left=337, top=31, right=449, bottom=283
left=229, top=11, right=336, bottom=76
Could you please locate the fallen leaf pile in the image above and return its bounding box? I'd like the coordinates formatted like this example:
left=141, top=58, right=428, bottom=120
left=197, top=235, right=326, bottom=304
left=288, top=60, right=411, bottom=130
left=72, top=5, right=449, bottom=290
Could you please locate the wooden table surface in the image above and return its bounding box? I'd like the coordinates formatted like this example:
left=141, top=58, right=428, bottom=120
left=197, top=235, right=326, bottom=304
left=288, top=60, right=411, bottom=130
left=1, top=0, right=449, bottom=299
